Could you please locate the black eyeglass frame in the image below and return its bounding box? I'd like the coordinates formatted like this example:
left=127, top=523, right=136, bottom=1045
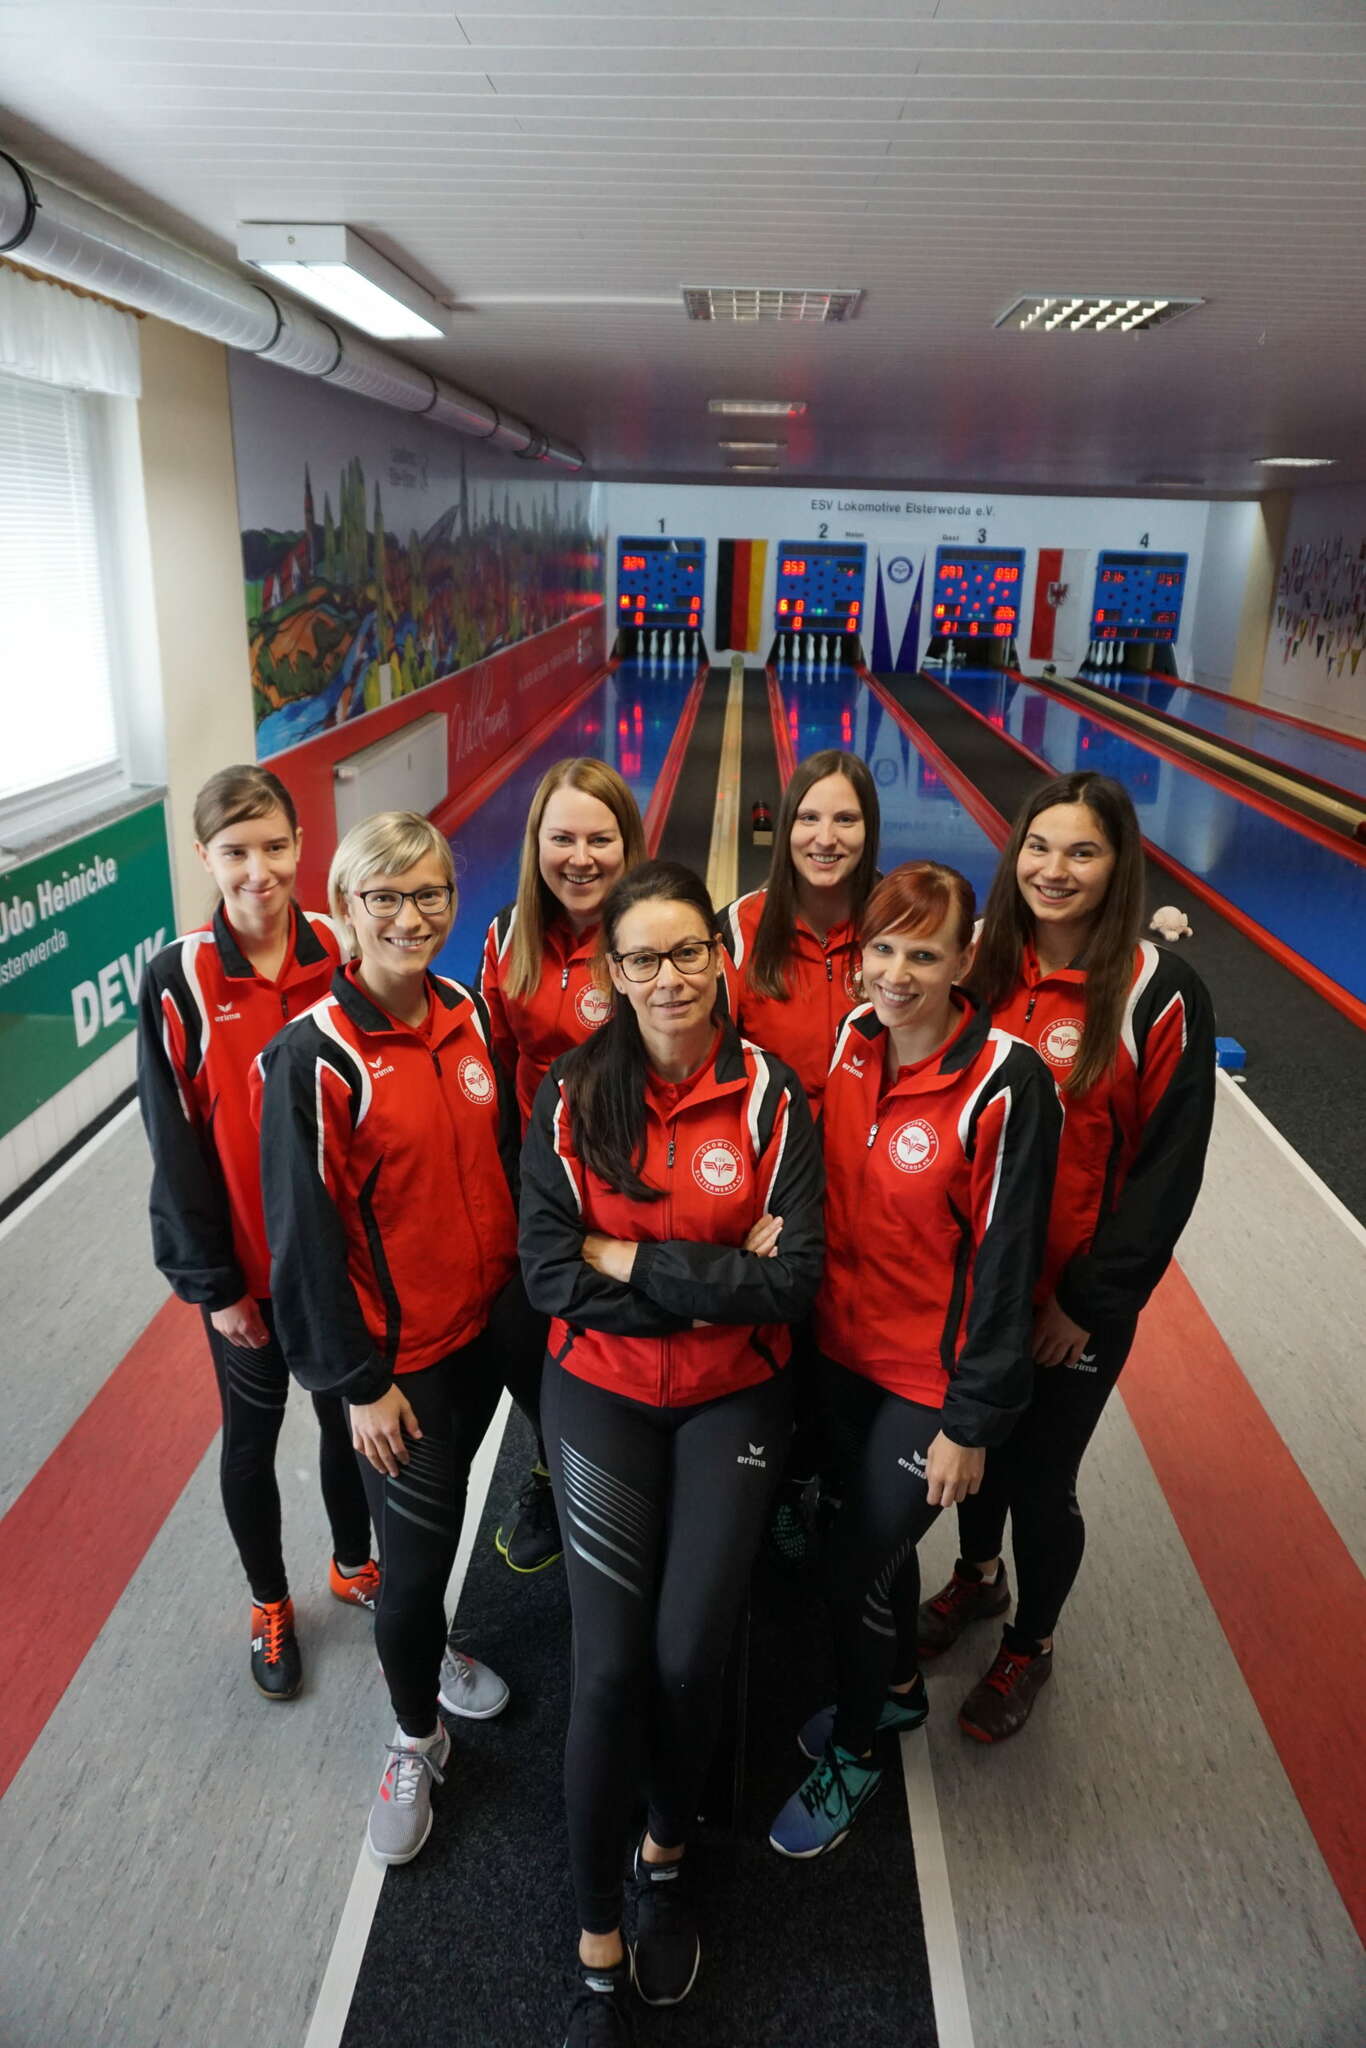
left=608, top=936, right=720, bottom=984
left=353, top=884, right=456, bottom=918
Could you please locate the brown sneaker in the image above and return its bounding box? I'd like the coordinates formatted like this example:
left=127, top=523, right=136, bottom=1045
left=916, top=1564, right=1011, bottom=1657
left=958, top=1643, right=1053, bottom=1743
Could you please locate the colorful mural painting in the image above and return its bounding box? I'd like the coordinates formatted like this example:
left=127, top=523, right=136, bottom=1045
left=1274, top=530, right=1366, bottom=680
left=228, top=354, right=605, bottom=761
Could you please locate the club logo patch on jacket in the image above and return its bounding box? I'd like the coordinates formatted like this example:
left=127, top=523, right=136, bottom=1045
left=692, top=1138, right=745, bottom=1195
left=575, top=983, right=612, bottom=1030
left=888, top=1119, right=939, bottom=1174
left=1038, top=1017, right=1083, bottom=1069
left=457, top=1055, right=494, bottom=1105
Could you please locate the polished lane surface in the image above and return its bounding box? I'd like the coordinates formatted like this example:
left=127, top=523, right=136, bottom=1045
left=1081, top=670, right=1366, bottom=801
left=933, top=666, right=1366, bottom=1004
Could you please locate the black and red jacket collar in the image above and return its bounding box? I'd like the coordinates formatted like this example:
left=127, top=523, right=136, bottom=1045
left=212, top=900, right=332, bottom=982
left=835, top=989, right=993, bottom=1092
left=333, top=963, right=471, bottom=1042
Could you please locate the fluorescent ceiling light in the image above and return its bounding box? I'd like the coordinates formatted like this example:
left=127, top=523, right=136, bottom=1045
left=236, top=223, right=445, bottom=340
left=718, top=440, right=785, bottom=451
left=686, top=287, right=861, bottom=323
left=995, top=294, right=1203, bottom=336
left=709, top=399, right=808, bottom=417
left=1256, top=455, right=1336, bottom=468
left=727, top=462, right=780, bottom=472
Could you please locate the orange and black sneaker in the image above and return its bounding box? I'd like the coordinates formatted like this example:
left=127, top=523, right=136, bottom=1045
left=916, top=1562, right=1011, bottom=1657
left=958, top=1641, right=1053, bottom=1744
left=329, top=1556, right=382, bottom=1611
left=250, top=1596, right=302, bottom=1701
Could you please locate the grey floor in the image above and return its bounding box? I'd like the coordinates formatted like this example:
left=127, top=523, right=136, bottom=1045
left=0, top=1092, right=1362, bottom=2048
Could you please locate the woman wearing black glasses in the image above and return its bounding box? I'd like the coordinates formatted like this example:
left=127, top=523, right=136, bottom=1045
left=256, top=811, right=520, bottom=1869
left=519, top=861, right=824, bottom=2047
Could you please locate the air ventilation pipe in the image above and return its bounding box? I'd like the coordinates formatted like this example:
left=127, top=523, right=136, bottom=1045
left=0, top=150, right=584, bottom=469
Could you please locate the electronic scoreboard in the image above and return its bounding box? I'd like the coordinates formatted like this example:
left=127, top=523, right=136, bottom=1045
left=930, top=547, right=1026, bottom=645
left=616, top=537, right=705, bottom=632
left=1090, top=552, right=1188, bottom=645
left=773, top=541, right=866, bottom=635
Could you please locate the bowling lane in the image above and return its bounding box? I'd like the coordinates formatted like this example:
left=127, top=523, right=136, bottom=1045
left=775, top=660, right=1000, bottom=902
left=434, top=656, right=695, bottom=984
left=1081, top=671, right=1366, bottom=803
left=936, top=666, right=1366, bottom=1005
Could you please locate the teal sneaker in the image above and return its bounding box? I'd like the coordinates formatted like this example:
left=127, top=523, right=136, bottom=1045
left=797, top=1677, right=928, bottom=1760
left=769, top=1743, right=882, bottom=1859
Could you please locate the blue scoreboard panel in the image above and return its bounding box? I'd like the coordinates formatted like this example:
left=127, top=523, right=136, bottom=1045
left=773, top=541, right=866, bottom=634
left=931, top=547, right=1026, bottom=643
left=1090, top=552, right=1188, bottom=644
left=616, top=536, right=705, bottom=632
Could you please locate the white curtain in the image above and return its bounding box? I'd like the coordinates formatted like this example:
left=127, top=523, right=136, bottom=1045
left=0, top=261, right=140, bottom=397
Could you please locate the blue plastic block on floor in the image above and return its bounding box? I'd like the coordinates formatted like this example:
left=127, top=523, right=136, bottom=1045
left=1215, top=1037, right=1247, bottom=1073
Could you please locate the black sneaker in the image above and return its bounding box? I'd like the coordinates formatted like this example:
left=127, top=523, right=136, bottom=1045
left=564, top=1958, right=633, bottom=2046
left=763, top=1476, right=811, bottom=1572
left=250, top=1596, right=302, bottom=1700
left=629, top=1841, right=700, bottom=2006
left=495, top=1463, right=564, bottom=1574
left=917, top=1562, right=1011, bottom=1657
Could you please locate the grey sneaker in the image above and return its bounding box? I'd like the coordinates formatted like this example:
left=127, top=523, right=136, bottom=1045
left=366, top=1724, right=450, bottom=1865
left=438, top=1645, right=510, bottom=1721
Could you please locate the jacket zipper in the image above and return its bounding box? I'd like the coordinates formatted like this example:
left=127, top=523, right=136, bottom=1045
left=659, top=1123, right=677, bottom=1406
left=1024, top=991, right=1037, bottom=1023
left=561, top=965, right=570, bottom=991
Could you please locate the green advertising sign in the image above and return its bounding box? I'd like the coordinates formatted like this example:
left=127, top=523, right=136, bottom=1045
left=0, top=797, right=175, bottom=1141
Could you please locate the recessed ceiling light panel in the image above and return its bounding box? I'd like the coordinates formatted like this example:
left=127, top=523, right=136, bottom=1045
left=1256, top=455, right=1336, bottom=468
left=727, top=462, right=780, bottom=472
left=237, top=222, right=445, bottom=340
left=718, top=440, right=785, bottom=451
left=708, top=399, right=808, bottom=417
left=995, top=294, right=1203, bottom=335
left=687, top=287, right=860, bottom=323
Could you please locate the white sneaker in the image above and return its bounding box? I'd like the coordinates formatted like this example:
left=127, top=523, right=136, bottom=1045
left=366, top=1724, right=450, bottom=1865
left=438, top=1646, right=510, bottom=1720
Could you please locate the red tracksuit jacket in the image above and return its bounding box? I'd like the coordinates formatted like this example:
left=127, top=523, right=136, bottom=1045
left=137, top=903, right=343, bottom=1309
left=992, top=939, right=1215, bottom=1330
left=815, top=996, right=1060, bottom=1445
left=480, top=904, right=613, bottom=1125
left=253, top=966, right=520, bottom=1402
left=718, top=887, right=861, bottom=1110
left=519, top=1027, right=825, bottom=1407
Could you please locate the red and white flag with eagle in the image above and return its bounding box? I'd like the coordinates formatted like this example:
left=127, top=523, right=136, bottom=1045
left=1029, top=548, right=1091, bottom=670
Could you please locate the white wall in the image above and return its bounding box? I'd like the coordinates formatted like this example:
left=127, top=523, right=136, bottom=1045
left=607, top=482, right=1213, bottom=675
left=1190, top=502, right=1260, bottom=694
left=1261, top=482, right=1366, bottom=740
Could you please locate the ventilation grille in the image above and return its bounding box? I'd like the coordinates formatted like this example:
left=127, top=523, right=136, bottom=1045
left=686, top=287, right=861, bottom=323
left=996, top=295, right=1203, bottom=335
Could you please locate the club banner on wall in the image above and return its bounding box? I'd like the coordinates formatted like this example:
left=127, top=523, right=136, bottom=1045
left=0, top=799, right=175, bottom=1141
left=714, top=539, right=769, bottom=652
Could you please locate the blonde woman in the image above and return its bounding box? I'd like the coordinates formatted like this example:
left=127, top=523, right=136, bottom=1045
left=256, top=812, right=518, bottom=1865
left=479, top=758, right=646, bottom=1572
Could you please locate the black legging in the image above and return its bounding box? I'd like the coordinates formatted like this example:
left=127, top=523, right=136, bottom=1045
left=816, top=1356, right=944, bottom=1756
left=543, top=1360, right=793, bottom=1935
left=955, top=1318, right=1135, bottom=1645
left=357, top=1327, right=506, bottom=1736
left=202, top=1301, right=371, bottom=1607
left=497, top=1274, right=550, bottom=1463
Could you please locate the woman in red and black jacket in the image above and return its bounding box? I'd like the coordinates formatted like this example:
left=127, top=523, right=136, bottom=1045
left=718, top=748, right=880, bottom=1561
left=480, top=757, right=646, bottom=1574
left=519, top=860, right=824, bottom=2048
left=767, top=862, right=1060, bottom=1861
left=255, top=811, right=519, bottom=1870
left=136, top=764, right=374, bottom=1703
left=918, top=771, right=1215, bottom=1743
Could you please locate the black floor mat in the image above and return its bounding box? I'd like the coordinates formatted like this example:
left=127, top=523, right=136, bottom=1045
left=343, top=1409, right=939, bottom=2048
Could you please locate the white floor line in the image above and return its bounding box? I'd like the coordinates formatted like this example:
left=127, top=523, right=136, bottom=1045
left=900, top=1728, right=976, bottom=2048
left=1219, top=1069, right=1366, bottom=1248
left=0, top=1098, right=139, bottom=1245
left=301, top=1389, right=514, bottom=2048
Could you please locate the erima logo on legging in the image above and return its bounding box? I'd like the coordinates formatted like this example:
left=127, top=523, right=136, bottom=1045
left=898, top=1451, right=928, bottom=1478
left=736, top=1443, right=767, bottom=1467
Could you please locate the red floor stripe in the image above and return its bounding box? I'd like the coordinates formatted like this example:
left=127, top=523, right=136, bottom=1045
left=0, top=1295, right=218, bottom=1799
left=643, top=660, right=710, bottom=854
left=1120, top=1263, right=1366, bottom=1943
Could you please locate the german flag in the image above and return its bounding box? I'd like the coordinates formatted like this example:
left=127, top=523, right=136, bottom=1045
left=714, top=539, right=768, bottom=652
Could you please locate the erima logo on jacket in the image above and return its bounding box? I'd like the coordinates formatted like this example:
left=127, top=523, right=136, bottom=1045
left=736, top=1442, right=767, bottom=1467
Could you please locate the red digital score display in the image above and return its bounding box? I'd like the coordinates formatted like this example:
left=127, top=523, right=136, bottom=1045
left=621, top=554, right=647, bottom=573
left=995, top=566, right=1020, bottom=584
left=781, top=558, right=806, bottom=576
left=939, top=563, right=965, bottom=581
left=1156, top=572, right=1180, bottom=588
left=1101, top=570, right=1127, bottom=586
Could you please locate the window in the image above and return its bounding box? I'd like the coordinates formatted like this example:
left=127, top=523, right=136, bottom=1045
left=0, top=368, right=121, bottom=807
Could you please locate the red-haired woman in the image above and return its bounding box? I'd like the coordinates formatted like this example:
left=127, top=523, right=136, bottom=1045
left=480, top=757, right=647, bottom=1574
left=769, top=861, right=1060, bottom=1857
left=918, top=772, right=1215, bottom=1742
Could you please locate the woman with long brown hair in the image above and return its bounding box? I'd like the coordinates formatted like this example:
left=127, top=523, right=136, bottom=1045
left=137, top=765, right=376, bottom=1701
left=480, top=758, right=647, bottom=1573
left=917, top=771, right=1215, bottom=1741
